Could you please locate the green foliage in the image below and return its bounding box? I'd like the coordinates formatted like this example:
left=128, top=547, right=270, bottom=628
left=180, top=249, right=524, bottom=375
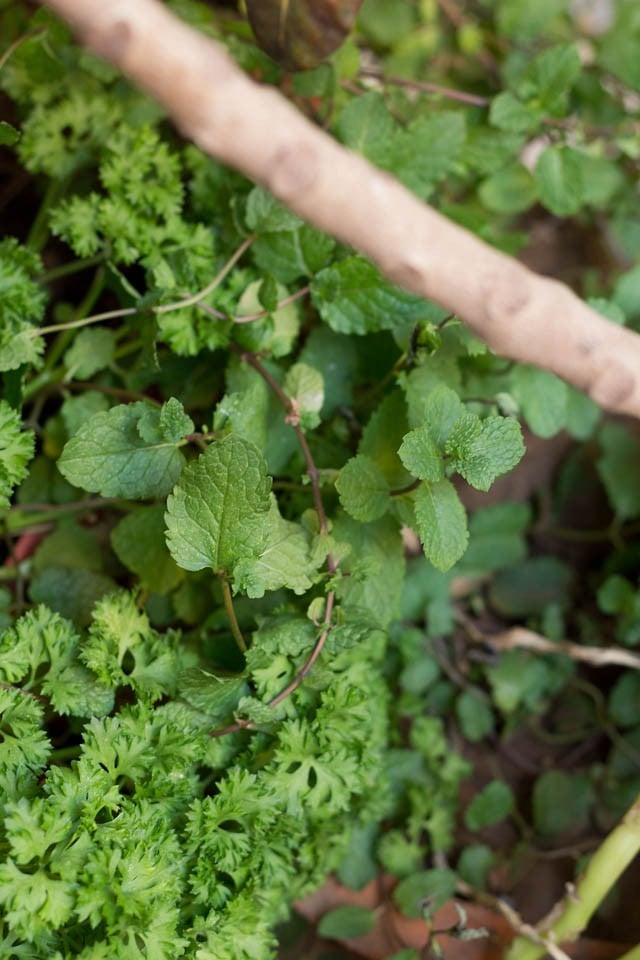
left=2, top=0, right=640, bottom=955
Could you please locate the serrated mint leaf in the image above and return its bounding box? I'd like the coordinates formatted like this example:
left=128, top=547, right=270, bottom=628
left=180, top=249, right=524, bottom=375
left=534, top=44, right=581, bottom=115
left=535, top=146, right=585, bottom=216
left=478, top=162, right=538, bottom=214
left=165, top=434, right=271, bottom=574
left=177, top=669, right=247, bottom=724
left=311, top=256, right=427, bottom=335
left=233, top=496, right=319, bottom=597
left=490, top=91, right=544, bottom=133
left=252, top=224, right=335, bottom=283
left=448, top=416, right=524, bottom=491
left=510, top=365, right=568, bottom=438
left=389, top=112, right=466, bottom=199
left=403, top=381, right=464, bottom=440
left=333, top=514, right=405, bottom=627
left=398, top=427, right=444, bottom=482
left=58, top=402, right=187, bottom=499
left=245, top=186, right=302, bottom=233
left=159, top=397, right=195, bottom=443
left=414, top=479, right=468, bottom=572
left=335, top=91, right=394, bottom=165
left=335, top=454, right=390, bottom=521
left=63, top=328, right=116, bottom=379
left=111, top=504, right=184, bottom=594
left=284, top=363, right=324, bottom=430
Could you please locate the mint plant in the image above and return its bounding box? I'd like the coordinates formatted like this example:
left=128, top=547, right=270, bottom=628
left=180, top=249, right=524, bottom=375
left=3, top=0, right=640, bottom=956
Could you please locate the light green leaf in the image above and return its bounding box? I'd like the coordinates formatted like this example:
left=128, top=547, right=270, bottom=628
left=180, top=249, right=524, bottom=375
left=479, top=162, right=538, bottom=214
left=245, top=186, right=302, bottom=233
left=252, top=224, right=335, bottom=283
left=336, top=454, right=391, bottom=521
left=0, top=121, right=20, bottom=146
left=58, top=401, right=188, bottom=498
left=448, top=416, right=525, bottom=491
left=534, top=44, right=581, bottom=114
left=398, top=427, right=444, bottom=482
left=403, top=382, right=464, bottom=440
left=111, top=504, right=184, bottom=594
left=233, top=496, right=319, bottom=597
left=284, top=362, right=324, bottom=430
left=158, top=397, right=195, bottom=444
left=490, top=92, right=544, bottom=133
left=510, top=365, right=568, bottom=438
left=312, top=256, right=428, bottom=335
left=165, top=434, right=271, bottom=574
left=63, top=328, right=116, bottom=379
left=455, top=691, right=494, bottom=743
left=535, top=146, right=585, bottom=216
left=388, top=112, right=466, bottom=199
left=414, top=479, right=468, bottom=572
left=335, top=91, right=394, bottom=165
left=333, top=514, right=405, bottom=627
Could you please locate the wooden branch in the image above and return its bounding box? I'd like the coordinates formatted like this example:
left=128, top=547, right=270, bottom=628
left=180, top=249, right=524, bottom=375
left=40, top=0, right=640, bottom=419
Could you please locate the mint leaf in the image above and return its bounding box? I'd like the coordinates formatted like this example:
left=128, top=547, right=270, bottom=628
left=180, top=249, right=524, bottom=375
left=245, top=186, right=302, bottom=233
left=510, top=365, right=568, bottom=437
left=413, top=480, right=468, bottom=572
left=392, top=868, right=457, bottom=919
left=398, top=427, right=444, bottom=482
left=252, top=223, right=335, bottom=283
left=312, top=256, right=427, bottom=335
left=447, top=416, right=525, bottom=491
left=465, top=780, right=514, bottom=830
left=63, top=328, right=116, bottom=379
left=233, top=496, right=319, bottom=597
left=58, top=401, right=188, bottom=499
left=165, top=434, right=271, bottom=574
left=535, top=146, right=585, bottom=216
left=283, top=363, right=324, bottom=430
left=336, top=454, right=390, bottom=521
left=158, top=397, right=195, bottom=444
left=389, top=112, right=466, bottom=199
left=335, top=92, right=394, bottom=165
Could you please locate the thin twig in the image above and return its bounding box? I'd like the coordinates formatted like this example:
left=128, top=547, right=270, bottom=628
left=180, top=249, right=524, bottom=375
left=456, top=609, right=640, bottom=671
left=359, top=69, right=490, bottom=107
left=154, top=235, right=254, bottom=314
left=211, top=591, right=335, bottom=738
left=211, top=345, right=339, bottom=736
left=456, top=880, right=572, bottom=960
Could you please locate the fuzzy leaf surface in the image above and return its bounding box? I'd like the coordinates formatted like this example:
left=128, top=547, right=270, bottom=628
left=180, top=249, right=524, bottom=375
left=165, top=435, right=272, bottom=574
left=58, top=401, right=189, bottom=499
left=336, top=454, right=390, bottom=521
left=414, top=479, right=468, bottom=572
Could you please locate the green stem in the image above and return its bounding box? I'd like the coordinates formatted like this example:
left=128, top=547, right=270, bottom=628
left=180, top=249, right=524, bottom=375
left=506, top=794, right=640, bottom=960
left=220, top=577, right=246, bottom=653
left=40, top=254, right=105, bottom=284
left=48, top=266, right=107, bottom=371
left=27, top=177, right=67, bottom=253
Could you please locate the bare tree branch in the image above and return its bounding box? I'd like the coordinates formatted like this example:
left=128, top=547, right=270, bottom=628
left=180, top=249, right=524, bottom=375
left=40, top=0, right=640, bottom=419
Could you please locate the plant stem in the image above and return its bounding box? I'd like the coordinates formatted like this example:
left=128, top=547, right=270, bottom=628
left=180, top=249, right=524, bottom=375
left=40, top=253, right=105, bottom=284
left=220, top=577, right=246, bottom=653
left=506, top=793, right=640, bottom=960
left=27, top=177, right=67, bottom=253
left=154, top=236, right=254, bottom=314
